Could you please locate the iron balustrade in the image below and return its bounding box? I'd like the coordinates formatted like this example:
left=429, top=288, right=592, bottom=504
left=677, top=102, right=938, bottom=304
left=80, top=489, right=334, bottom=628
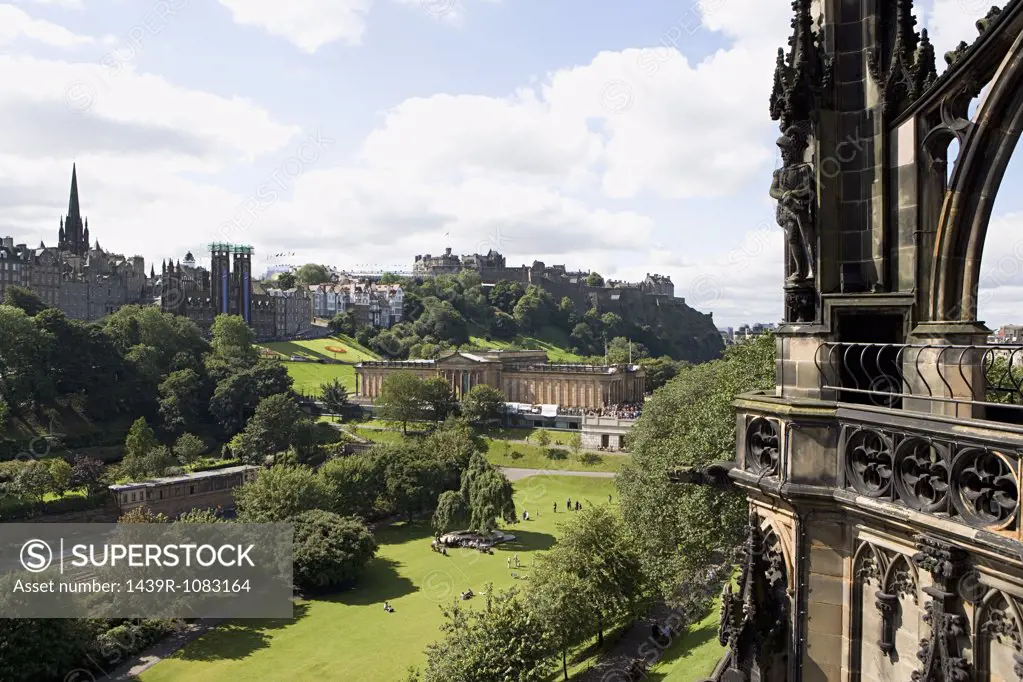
left=815, top=342, right=1023, bottom=416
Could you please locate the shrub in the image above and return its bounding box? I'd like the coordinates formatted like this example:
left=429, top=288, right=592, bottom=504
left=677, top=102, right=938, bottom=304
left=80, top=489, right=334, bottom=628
left=509, top=450, right=524, bottom=460
left=579, top=452, right=603, bottom=465
left=546, top=448, right=568, bottom=461
left=292, top=509, right=378, bottom=592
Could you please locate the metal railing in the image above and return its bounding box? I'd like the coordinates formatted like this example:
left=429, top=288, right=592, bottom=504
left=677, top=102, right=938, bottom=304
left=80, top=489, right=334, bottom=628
left=814, top=342, right=1023, bottom=414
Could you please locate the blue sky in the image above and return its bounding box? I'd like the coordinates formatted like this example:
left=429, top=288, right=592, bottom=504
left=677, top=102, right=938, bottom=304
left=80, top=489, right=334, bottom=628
left=1, top=0, right=1020, bottom=328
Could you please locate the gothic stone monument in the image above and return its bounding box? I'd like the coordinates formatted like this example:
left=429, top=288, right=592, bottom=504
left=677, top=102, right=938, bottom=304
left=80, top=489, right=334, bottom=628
left=691, top=1, right=1023, bottom=680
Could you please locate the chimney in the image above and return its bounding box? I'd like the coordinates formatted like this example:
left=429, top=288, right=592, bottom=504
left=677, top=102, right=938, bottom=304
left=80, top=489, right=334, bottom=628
left=445, top=247, right=452, bottom=255
left=2, top=237, right=13, bottom=248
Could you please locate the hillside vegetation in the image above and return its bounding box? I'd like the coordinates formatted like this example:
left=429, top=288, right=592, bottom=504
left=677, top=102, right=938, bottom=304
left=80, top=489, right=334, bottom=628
left=329, top=271, right=723, bottom=367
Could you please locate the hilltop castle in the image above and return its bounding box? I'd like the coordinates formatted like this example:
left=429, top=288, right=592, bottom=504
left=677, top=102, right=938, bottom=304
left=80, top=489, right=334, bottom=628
left=412, top=247, right=675, bottom=301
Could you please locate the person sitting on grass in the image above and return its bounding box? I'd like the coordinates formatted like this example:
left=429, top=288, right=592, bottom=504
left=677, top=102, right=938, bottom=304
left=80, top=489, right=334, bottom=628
left=384, top=602, right=394, bottom=613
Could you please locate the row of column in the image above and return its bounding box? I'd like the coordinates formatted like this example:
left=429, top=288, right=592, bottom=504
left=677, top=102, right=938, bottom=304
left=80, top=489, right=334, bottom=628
left=503, top=376, right=609, bottom=409
left=440, top=369, right=483, bottom=399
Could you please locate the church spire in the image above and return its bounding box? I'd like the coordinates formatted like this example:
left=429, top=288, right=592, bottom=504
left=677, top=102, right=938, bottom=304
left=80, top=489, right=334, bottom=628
left=68, top=163, right=81, bottom=219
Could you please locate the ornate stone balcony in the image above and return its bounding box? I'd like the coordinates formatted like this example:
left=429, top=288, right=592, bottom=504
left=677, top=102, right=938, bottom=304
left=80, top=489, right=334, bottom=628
left=733, top=341, right=1023, bottom=551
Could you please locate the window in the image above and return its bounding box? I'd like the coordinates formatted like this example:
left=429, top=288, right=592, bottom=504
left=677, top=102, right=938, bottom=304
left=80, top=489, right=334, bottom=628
left=131, top=492, right=136, bottom=502
left=189, top=485, right=195, bottom=495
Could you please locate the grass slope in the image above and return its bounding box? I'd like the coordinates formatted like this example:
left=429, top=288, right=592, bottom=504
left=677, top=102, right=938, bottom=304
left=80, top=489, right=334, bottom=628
left=284, top=362, right=356, bottom=394
left=261, top=336, right=379, bottom=363
left=466, top=323, right=586, bottom=363
left=140, top=476, right=617, bottom=682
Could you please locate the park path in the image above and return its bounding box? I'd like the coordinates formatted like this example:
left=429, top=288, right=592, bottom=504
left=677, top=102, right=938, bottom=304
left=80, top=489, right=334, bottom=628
left=498, top=467, right=617, bottom=481
left=103, top=619, right=224, bottom=681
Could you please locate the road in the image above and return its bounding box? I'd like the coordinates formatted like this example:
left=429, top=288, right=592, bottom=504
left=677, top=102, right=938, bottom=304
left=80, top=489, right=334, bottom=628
left=498, top=467, right=618, bottom=481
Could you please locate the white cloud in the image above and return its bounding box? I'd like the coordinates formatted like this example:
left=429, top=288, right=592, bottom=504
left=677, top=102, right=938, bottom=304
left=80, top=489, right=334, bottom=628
left=215, top=0, right=374, bottom=52
left=15, top=0, right=83, bottom=7
left=924, top=0, right=992, bottom=67
left=391, top=0, right=499, bottom=26
left=0, top=4, right=92, bottom=47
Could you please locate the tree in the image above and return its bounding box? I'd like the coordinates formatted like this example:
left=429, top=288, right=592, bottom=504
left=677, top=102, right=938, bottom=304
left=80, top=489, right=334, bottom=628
left=232, top=393, right=307, bottom=464
left=3, top=286, right=49, bottom=316
left=236, top=464, right=329, bottom=523
left=209, top=315, right=258, bottom=368
left=173, top=432, right=205, bottom=466
left=0, top=612, right=96, bottom=682
left=376, top=372, right=426, bottom=434
left=158, top=368, right=205, bottom=434
left=374, top=443, right=446, bottom=521
left=423, top=417, right=487, bottom=489
left=533, top=428, right=551, bottom=457
left=295, top=263, right=331, bottom=285
left=529, top=558, right=591, bottom=681
left=320, top=454, right=383, bottom=519
left=459, top=453, right=516, bottom=534
left=423, top=586, right=557, bottom=682
left=328, top=311, right=359, bottom=337
left=177, top=508, right=225, bottom=523
left=0, top=305, right=51, bottom=405
left=70, top=454, right=105, bottom=494
left=276, top=271, right=297, bottom=290
left=319, top=377, right=350, bottom=419
left=14, top=460, right=52, bottom=501
left=638, top=356, right=684, bottom=392
left=585, top=272, right=604, bottom=287
left=420, top=376, right=457, bottom=422
left=141, top=445, right=176, bottom=479
left=432, top=489, right=469, bottom=534
left=606, top=336, right=647, bottom=364
left=568, top=433, right=582, bottom=457
left=124, top=417, right=158, bottom=460
left=545, top=505, right=643, bottom=646
left=209, top=369, right=258, bottom=435
left=489, top=310, right=517, bottom=339
left=292, top=509, right=378, bottom=591
left=46, top=458, right=73, bottom=496
left=118, top=506, right=170, bottom=523
left=617, top=332, right=774, bottom=607
left=461, top=384, right=504, bottom=424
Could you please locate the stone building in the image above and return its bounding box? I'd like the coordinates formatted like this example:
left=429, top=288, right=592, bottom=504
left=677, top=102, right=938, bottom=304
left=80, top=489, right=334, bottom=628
left=110, top=465, right=259, bottom=517
left=0, top=165, right=148, bottom=321
left=308, top=279, right=404, bottom=327
left=356, top=349, right=644, bottom=408
left=158, top=243, right=312, bottom=340
left=677, top=3, right=1023, bottom=682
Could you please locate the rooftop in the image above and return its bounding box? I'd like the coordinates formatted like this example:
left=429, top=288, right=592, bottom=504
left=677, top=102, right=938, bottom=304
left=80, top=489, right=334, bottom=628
left=109, top=465, right=259, bottom=491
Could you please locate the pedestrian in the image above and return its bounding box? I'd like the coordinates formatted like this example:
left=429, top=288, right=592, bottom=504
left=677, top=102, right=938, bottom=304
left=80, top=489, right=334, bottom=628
left=608, top=494, right=612, bottom=504
left=553, top=502, right=557, bottom=513
left=507, top=557, right=512, bottom=569
left=567, top=497, right=571, bottom=509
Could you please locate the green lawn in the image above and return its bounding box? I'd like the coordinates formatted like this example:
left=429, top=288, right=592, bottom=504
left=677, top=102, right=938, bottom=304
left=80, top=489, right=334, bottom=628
left=140, top=476, right=619, bottom=682
left=467, top=335, right=586, bottom=363
left=649, top=594, right=726, bottom=680
left=261, top=336, right=379, bottom=363
left=284, top=362, right=356, bottom=394
left=351, top=426, right=627, bottom=473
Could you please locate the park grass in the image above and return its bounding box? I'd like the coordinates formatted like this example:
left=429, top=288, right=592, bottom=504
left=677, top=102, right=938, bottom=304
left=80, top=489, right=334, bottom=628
left=283, top=362, right=356, bottom=393
left=467, top=334, right=586, bottom=363
left=140, top=476, right=619, bottom=682
left=647, top=594, right=726, bottom=681
left=261, top=336, right=379, bottom=363
left=350, top=426, right=627, bottom=473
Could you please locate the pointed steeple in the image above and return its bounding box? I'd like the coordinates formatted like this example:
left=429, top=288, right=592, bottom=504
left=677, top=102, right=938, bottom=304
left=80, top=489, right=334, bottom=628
left=68, top=163, right=81, bottom=218
left=150, top=264, right=156, bottom=279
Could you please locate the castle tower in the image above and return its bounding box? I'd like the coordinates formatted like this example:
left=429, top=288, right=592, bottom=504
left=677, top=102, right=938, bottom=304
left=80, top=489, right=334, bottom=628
left=210, top=243, right=231, bottom=316
left=232, top=246, right=252, bottom=325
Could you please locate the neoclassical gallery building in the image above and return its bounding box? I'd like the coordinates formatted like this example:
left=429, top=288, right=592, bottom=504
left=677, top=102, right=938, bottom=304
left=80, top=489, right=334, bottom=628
left=355, top=350, right=644, bottom=409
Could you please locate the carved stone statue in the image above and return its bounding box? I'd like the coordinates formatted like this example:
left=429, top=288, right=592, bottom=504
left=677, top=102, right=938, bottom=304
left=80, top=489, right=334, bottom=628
left=770, top=126, right=817, bottom=283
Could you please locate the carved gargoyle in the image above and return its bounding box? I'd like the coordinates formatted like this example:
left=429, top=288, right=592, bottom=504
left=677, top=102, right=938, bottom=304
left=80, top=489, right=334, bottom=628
left=669, top=461, right=736, bottom=488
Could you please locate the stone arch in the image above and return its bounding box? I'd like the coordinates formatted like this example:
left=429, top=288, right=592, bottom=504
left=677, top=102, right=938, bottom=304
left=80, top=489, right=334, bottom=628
left=756, top=512, right=795, bottom=593
left=975, top=588, right=1023, bottom=680
left=851, top=541, right=887, bottom=682
left=931, top=27, right=1023, bottom=321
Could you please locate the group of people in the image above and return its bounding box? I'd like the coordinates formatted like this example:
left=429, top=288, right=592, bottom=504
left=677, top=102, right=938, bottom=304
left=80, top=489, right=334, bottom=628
left=585, top=403, right=643, bottom=419
left=433, top=536, right=494, bottom=554
left=460, top=588, right=475, bottom=601
left=429, top=539, right=449, bottom=556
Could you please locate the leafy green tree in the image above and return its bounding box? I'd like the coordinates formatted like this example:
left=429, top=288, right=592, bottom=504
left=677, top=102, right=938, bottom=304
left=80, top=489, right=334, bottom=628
left=570, top=322, right=596, bottom=354
left=118, top=506, right=170, bottom=523
left=432, top=489, right=469, bottom=534
left=292, top=509, right=378, bottom=591
left=512, top=285, right=554, bottom=329
left=638, top=356, right=685, bottom=392
left=606, top=336, right=647, bottom=364
left=232, top=393, right=308, bottom=465
left=141, top=445, right=177, bottom=478
left=328, top=311, right=360, bottom=337
left=0, top=305, right=51, bottom=405
left=568, top=433, right=582, bottom=456
left=319, top=377, right=350, bottom=418
left=461, top=384, right=504, bottom=424
left=236, top=464, right=330, bottom=523
left=209, top=315, right=258, bottom=369
left=617, top=332, right=774, bottom=606
left=487, top=280, right=525, bottom=314
left=489, top=310, right=517, bottom=339
left=585, top=272, right=604, bottom=287
left=177, top=508, right=225, bottom=523
left=459, top=453, right=516, bottom=534
left=424, top=417, right=487, bottom=489
left=295, top=263, right=331, bottom=285
left=319, top=454, right=383, bottom=519
left=421, top=376, right=457, bottom=422
left=376, top=372, right=426, bottom=434
left=529, top=558, right=591, bottom=680
left=14, top=460, right=52, bottom=501
left=374, top=443, right=446, bottom=521
left=46, top=458, right=73, bottom=496
left=545, top=505, right=643, bottom=646
left=158, top=368, right=205, bottom=434
left=173, top=432, right=206, bottom=466
left=125, top=417, right=158, bottom=460
left=276, top=271, right=297, bottom=289
left=423, top=586, right=557, bottom=682
left=0, top=612, right=96, bottom=682
left=209, top=370, right=259, bottom=436
left=533, top=428, right=551, bottom=456
left=3, top=286, right=49, bottom=316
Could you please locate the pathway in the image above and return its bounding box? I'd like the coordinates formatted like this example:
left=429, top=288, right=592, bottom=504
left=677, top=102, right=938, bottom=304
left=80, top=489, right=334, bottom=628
left=105, top=619, right=223, bottom=681
left=498, top=467, right=617, bottom=481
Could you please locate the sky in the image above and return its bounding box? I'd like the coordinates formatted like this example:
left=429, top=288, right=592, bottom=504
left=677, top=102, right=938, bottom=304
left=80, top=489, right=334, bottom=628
left=1, top=0, right=1021, bottom=328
